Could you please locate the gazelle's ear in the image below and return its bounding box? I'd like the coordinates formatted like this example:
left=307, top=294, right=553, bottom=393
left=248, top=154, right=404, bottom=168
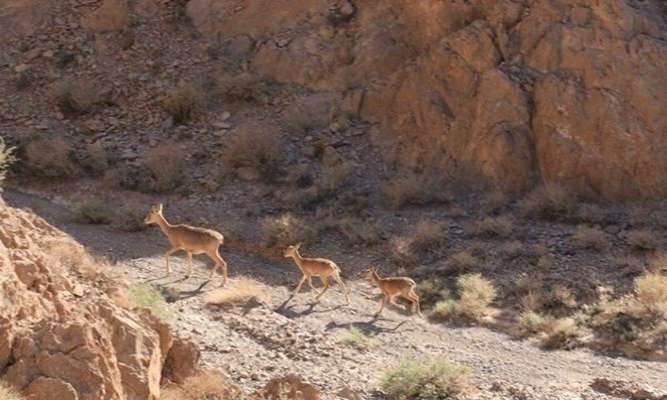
left=295, top=243, right=302, bottom=249
left=157, top=203, right=163, bottom=213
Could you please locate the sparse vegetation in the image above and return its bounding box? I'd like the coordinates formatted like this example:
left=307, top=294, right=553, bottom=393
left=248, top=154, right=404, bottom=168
left=383, top=173, right=451, bottom=209
left=112, top=203, right=148, bottom=232
left=162, top=370, right=240, bottom=400
left=381, top=358, right=472, bottom=400
left=221, top=124, right=286, bottom=183
left=0, top=381, right=22, bottom=400
left=499, top=240, right=524, bottom=260
left=162, top=81, right=205, bottom=124
left=571, top=225, right=610, bottom=251
left=47, top=240, right=109, bottom=280
left=472, top=216, right=513, bottom=238
left=262, top=213, right=318, bottom=248
left=626, top=229, right=659, bottom=251
left=575, top=203, right=608, bottom=225
left=431, top=299, right=458, bottom=320
left=519, top=311, right=547, bottom=335
left=634, top=272, right=667, bottom=313
left=540, top=317, right=580, bottom=349
left=519, top=185, right=576, bottom=220
left=126, top=283, right=173, bottom=322
left=411, top=220, right=446, bottom=253
left=145, top=145, right=186, bottom=192
left=216, top=72, right=270, bottom=103
left=283, top=101, right=331, bottom=135
left=204, top=278, right=268, bottom=306
left=75, top=199, right=112, bottom=224
left=337, top=327, right=380, bottom=351
left=52, top=79, right=101, bottom=115
left=0, top=137, right=15, bottom=189
left=23, top=136, right=76, bottom=178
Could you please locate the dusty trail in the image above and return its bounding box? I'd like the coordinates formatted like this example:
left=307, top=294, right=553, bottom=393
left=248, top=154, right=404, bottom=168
left=5, top=190, right=667, bottom=399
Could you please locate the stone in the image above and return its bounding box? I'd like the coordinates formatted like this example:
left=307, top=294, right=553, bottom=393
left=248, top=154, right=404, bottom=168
left=81, top=0, right=130, bottom=32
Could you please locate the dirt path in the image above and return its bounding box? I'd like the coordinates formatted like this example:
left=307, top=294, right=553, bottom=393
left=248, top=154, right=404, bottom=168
left=5, top=190, right=667, bottom=400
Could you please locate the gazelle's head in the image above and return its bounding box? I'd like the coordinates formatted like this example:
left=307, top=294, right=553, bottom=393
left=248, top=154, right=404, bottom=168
left=144, top=204, right=164, bottom=225
left=283, top=243, right=301, bottom=258
left=360, top=266, right=379, bottom=281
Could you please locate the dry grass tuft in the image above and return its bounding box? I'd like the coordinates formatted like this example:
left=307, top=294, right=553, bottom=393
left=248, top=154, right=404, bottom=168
left=575, top=203, right=608, bottom=224
left=52, top=79, right=102, bottom=115
left=626, top=229, right=660, bottom=251
left=262, top=213, right=318, bottom=248
left=634, top=272, right=667, bottom=314
left=24, top=137, right=76, bottom=178
left=162, top=81, right=205, bottom=124
left=499, top=240, right=525, bottom=260
left=145, top=145, right=186, bottom=192
left=412, top=220, right=446, bottom=253
left=571, top=225, right=610, bottom=251
left=337, top=327, right=380, bottom=351
left=519, top=185, right=576, bottom=220
left=216, top=72, right=269, bottom=103
left=471, top=216, right=513, bottom=238
left=162, top=370, right=240, bottom=400
left=456, top=273, right=496, bottom=320
left=0, top=137, right=15, bottom=189
left=383, top=173, right=451, bottom=209
left=204, top=278, right=268, bottom=306
left=221, top=124, right=286, bottom=183
left=381, top=358, right=472, bottom=400
left=446, top=250, right=480, bottom=274
left=47, top=240, right=109, bottom=280
left=540, top=317, right=580, bottom=349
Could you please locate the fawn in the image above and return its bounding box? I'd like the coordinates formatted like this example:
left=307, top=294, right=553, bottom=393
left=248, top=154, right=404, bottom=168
left=144, top=204, right=228, bottom=282
left=361, top=267, right=421, bottom=317
left=283, top=243, right=350, bottom=304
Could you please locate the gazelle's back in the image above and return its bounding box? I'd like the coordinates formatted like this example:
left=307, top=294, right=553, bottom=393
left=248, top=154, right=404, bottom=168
left=169, top=224, right=223, bottom=248
left=301, top=256, right=340, bottom=276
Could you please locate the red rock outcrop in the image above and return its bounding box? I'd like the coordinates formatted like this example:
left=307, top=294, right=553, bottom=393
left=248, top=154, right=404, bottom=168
left=187, top=0, right=667, bottom=198
left=0, top=197, right=199, bottom=400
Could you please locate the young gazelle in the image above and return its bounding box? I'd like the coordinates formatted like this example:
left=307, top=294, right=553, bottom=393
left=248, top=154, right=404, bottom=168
left=144, top=204, right=228, bottom=282
left=361, top=267, right=422, bottom=317
left=283, top=244, right=350, bottom=304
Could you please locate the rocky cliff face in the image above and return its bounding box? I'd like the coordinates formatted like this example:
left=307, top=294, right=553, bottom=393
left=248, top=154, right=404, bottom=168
left=0, top=197, right=198, bottom=400
left=0, top=0, right=665, bottom=199
left=187, top=0, right=667, bottom=199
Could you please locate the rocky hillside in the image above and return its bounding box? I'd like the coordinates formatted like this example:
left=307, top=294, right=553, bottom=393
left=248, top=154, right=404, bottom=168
left=1, top=0, right=666, bottom=199
left=0, top=196, right=199, bottom=400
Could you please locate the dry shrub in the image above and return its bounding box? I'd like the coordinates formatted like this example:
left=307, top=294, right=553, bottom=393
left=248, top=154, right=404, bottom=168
left=204, top=278, right=268, bottom=306
left=162, top=370, right=240, bottom=400
left=47, top=240, right=108, bottom=280
left=416, top=279, right=449, bottom=307
left=519, top=311, right=547, bottom=335
left=24, top=137, right=76, bottom=178
left=547, top=284, right=578, bottom=310
left=162, top=81, right=205, bottom=124
left=145, top=145, right=186, bottom=192
left=575, top=203, right=608, bottom=225
left=216, top=71, right=269, bottom=102
left=540, top=317, right=580, bottom=349
left=626, top=229, right=659, bottom=251
left=481, top=190, right=508, bottom=214
left=112, top=202, right=148, bottom=232
left=327, top=217, right=379, bottom=246
left=519, top=185, right=576, bottom=220
left=412, top=220, right=446, bottom=253
left=536, top=253, right=555, bottom=271
left=456, top=273, right=496, bottom=321
left=472, top=216, right=513, bottom=238
left=0, top=137, right=15, bottom=189
left=446, top=250, right=480, bottom=274
left=381, top=358, right=472, bottom=400
left=318, top=161, right=353, bottom=193
left=79, top=142, right=109, bottom=174
left=221, top=124, right=286, bottom=182
left=518, top=290, right=544, bottom=313
left=282, top=100, right=331, bottom=135
left=500, top=241, right=524, bottom=260
left=383, top=173, right=451, bottom=209
left=262, top=213, right=318, bottom=248
left=648, top=252, right=667, bottom=273
left=75, top=199, right=112, bottom=224
left=634, top=272, right=667, bottom=313
left=571, top=225, right=610, bottom=251
left=52, top=79, right=101, bottom=115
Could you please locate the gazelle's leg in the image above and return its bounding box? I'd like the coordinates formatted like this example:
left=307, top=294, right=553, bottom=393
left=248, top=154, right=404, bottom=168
left=185, top=252, right=193, bottom=278
left=332, top=272, right=351, bottom=305
left=164, top=248, right=179, bottom=275
left=375, top=295, right=387, bottom=316
left=308, top=276, right=317, bottom=291
left=293, top=275, right=307, bottom=295
left=410, top=290, right=422, bottom=316
left=315, top=277, right=330, bottom=301
left=208, top=248, right=228, bottom=284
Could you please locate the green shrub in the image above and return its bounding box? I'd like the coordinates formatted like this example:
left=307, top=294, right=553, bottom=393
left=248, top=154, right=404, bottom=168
left=431, top=299, right=457, bottom=321
left=126, top=284, right=173, bottom=322
left=75, top=200, right=112, bottom=224
left=337, top=327, right=380, bottom=351
left=456, top=274, right=496, bottom=320
left=381, top=358, right=471, bottom=400
left=0, top=137, right=15, bottom=190
left=519, top=311, right=547, bottom=335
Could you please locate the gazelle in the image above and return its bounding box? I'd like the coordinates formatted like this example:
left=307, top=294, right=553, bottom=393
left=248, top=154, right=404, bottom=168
left=361, top=267, right=421, bottom=317
left=144, top=204, right=228, bottom=282
left=283, top=244, right=350, bottom=304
